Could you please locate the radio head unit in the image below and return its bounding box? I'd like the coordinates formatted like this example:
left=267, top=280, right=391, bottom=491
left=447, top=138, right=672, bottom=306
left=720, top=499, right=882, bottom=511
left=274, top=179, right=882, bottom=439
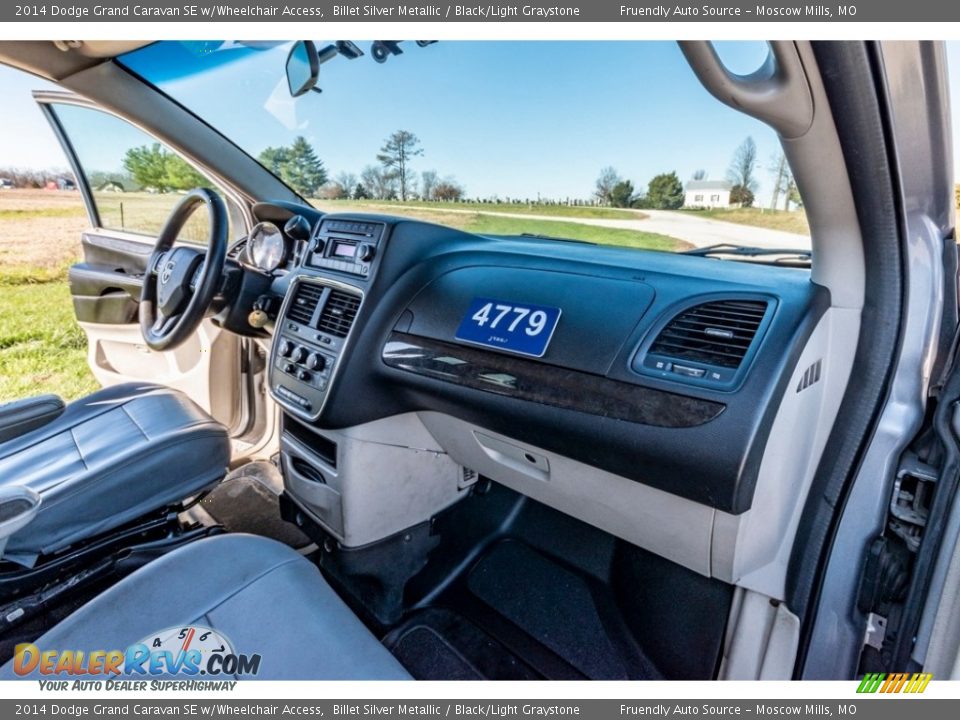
left=306, top=219, right=385, bottom=277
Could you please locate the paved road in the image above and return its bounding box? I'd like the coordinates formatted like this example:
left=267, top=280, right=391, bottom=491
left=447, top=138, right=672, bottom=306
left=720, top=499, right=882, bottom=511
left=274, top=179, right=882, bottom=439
left=627, top=209, right=811, bottom=250
left=399, top=205, right=811, bottom=250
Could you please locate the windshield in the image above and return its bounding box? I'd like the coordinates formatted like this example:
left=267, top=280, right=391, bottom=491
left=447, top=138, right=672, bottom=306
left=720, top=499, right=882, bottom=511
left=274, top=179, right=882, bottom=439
left=119, top=41, right=810, bottom=257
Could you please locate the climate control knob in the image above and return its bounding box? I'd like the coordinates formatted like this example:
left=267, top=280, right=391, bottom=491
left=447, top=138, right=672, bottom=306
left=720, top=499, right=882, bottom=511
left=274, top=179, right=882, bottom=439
left=279, top=339, right=294, bottom=358
left=306, top=353, right=327, bottom=371
left=290, top=346, right=307, bottom=363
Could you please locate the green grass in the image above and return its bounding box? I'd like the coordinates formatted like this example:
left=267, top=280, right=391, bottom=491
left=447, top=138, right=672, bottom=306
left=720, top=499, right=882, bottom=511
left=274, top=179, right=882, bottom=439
left=679, top=207, right=810, bottom=236
left=0, top=280, right=99, bottom=402
left=0, top=261, right=74, bottom=286
left=314, top=198, right=646, bottom=221
left=0, top=206, right=87, bottom=221
left=462, top=214, right=683, bottom=251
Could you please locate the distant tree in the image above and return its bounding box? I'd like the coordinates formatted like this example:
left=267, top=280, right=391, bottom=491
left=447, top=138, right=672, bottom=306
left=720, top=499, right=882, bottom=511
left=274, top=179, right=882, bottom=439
left=787, top=181, right=803, bottom=209
left=594, top=166, right=622, bottom=205
left=281, top=137, right=327, bottom=197
left=420, top=170, right=439, bottom=201
left=360, top=165, right=395, bottom=200
left=433, top=177, right=465, bottom=202
left=609, top=179, right=637, bottom=208
left=354, top=183, right=370, bottom=200
left=123, top=144, right=173, bottom=192
left=258, top=146, right=289, bottom=177
left=165, top=155, right=207, bottom=191
left=692, top=168, right=708, bottom=181
left=730, top=184, right=755, bottom=208
left=258, top=136, right=327, bottom=197
left=330, top=172, right=357, bottom=199
left=376, top=130, right=423, bottom=201
left=315, top=182, right=348, bottom=200
left=646, top=172, right=685, bottom=210
left=727, top=137, right=759, bottom=205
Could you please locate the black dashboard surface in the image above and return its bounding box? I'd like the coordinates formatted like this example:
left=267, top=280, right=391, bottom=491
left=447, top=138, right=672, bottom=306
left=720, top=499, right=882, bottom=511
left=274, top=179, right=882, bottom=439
left=264, top=212, right=827, bottom=514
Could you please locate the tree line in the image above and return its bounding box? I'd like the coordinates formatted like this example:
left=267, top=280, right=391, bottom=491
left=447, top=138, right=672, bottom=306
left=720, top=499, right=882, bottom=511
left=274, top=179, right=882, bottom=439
left=594, top=137, right=802, bottom=211
left=0, top=167, right=76, bottom=189
left=257, top=130, right=465, bottom=202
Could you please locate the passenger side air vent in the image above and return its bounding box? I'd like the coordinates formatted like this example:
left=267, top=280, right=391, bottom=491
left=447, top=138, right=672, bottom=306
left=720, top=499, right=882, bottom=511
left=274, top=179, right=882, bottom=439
left=287, top=282, right=324, bottom=326
left=649, top=300, right=768, bottom=369
left=316, top=290, right=360, bottom=338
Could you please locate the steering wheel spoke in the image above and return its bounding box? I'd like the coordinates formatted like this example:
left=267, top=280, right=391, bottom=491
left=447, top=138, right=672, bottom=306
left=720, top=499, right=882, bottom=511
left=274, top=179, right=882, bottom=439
left=150, top=250, right=169, bottom=276
left=151, top=310, right=181, bottom=337
left=189, top=261, right=205, bottom=292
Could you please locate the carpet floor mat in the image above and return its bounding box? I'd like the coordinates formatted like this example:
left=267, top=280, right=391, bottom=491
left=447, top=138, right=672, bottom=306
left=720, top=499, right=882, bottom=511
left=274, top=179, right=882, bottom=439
left=200, top=461, right=312, bottom=549
left=388, top=539, right=662, bottom=680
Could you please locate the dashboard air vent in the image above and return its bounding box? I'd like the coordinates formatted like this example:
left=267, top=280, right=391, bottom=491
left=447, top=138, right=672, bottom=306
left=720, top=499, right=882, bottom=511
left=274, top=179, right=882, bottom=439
left=649, top=300, right=768, bottom=369
left=317, top=290, right=360, bottom=338
left=287, top=283, right=323, bottom=326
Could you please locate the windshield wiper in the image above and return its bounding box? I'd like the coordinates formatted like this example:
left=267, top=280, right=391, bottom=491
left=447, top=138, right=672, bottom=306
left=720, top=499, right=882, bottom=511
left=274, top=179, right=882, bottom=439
left=682, top=243, right=811, bottom=267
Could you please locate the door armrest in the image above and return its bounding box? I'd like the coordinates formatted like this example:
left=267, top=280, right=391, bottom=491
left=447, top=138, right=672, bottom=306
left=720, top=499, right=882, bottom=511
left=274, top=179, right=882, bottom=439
left=0, top=395, right=65, bottom=444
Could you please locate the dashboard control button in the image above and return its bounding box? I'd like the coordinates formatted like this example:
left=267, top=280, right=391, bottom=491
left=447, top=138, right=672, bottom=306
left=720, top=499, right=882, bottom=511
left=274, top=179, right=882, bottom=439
left=306, top=353, right=326, bottom=371
left=290, top=346, right=307, bottom=363
left=283, top=363, right=295, bottom=374
left=672, top=364, right=706, bottom=378
left=279, top=339, right=294, bottom=357
left=297, top=369, right=312, bottom=382
left=357, top=243, right=376, bottom=262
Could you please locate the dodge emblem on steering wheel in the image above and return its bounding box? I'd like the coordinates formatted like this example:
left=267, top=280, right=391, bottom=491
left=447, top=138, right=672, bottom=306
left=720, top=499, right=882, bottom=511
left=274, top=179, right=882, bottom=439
left=160, top=260, right=175, bottom=284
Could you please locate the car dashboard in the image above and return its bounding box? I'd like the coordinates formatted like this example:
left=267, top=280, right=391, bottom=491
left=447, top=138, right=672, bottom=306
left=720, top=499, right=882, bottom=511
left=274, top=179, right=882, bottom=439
left=233, top=206, right=825, bottom=524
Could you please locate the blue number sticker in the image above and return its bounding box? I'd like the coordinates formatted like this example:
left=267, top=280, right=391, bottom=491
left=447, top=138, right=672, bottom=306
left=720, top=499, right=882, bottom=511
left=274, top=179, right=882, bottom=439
left=455, top=297, right=562, bottom=358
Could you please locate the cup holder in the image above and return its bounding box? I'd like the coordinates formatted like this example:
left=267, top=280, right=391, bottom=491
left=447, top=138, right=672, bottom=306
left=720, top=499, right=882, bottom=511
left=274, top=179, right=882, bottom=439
left=0, top=486, right=41, bottom=559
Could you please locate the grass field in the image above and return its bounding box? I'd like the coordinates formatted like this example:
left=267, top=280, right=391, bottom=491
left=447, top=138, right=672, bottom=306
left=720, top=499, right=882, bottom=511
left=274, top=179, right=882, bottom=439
left=679, top=207, right=810, bottom=236
left=312, top=199, right=648, bottom=221
left=0, top=281, right=99, bottom=401
left=460, top=214, right=680, bottom=251
left=310, top=200, right=684, bottom=251
left=0, top=190, right=97, bottom=401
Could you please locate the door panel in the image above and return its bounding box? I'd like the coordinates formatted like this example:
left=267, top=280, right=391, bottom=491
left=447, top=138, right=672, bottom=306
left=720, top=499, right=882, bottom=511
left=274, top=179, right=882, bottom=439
left=35, top=95, right=244, bottom=431
left=68, top=232, right=148, bottom=325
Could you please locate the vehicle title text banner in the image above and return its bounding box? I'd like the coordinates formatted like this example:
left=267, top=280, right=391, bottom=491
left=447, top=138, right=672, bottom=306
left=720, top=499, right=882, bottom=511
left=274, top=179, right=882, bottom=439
left=3, top=0, right=959, bottom=23
left=2, top=700, right=960, bottom=719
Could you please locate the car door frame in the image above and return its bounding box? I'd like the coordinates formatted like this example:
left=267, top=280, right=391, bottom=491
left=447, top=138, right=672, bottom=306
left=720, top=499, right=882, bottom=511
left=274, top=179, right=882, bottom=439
left=33, top=90, right=266, bottom=446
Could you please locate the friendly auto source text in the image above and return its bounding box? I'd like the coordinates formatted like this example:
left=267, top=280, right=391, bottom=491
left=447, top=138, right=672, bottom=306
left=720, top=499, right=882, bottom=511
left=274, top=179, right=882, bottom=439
left=619, top=4, right=851, bottom=17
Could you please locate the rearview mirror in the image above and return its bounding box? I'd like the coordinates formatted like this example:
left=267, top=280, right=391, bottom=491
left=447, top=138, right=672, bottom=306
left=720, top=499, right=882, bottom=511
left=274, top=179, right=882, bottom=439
left=286, top=41, right=319, bottom=97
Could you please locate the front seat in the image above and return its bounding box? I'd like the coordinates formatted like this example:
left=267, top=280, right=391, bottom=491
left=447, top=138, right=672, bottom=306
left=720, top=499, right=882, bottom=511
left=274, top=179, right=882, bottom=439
left=0, top=383, right=230, bottom=566
left=0, top=534, right=412, bottom=680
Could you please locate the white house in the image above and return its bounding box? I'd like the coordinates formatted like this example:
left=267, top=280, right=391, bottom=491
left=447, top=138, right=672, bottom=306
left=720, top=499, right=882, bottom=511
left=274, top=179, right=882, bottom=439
left=684, top=180, right=732, bottom=209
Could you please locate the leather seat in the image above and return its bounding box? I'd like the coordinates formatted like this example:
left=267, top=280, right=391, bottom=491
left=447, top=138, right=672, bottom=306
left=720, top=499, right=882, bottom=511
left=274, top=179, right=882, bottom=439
left=0, top=383, right=230, bottom=566
left=0, top=534, right=412, bottom=680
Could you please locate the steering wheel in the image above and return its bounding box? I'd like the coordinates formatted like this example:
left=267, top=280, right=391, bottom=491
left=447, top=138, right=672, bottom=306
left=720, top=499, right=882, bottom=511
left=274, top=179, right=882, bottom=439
left=140, top=188, right=228, bottom=351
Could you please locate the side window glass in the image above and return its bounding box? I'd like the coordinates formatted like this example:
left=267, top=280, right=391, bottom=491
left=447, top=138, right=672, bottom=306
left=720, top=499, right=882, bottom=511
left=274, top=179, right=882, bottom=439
left=50, top=103, right=244, bottom=243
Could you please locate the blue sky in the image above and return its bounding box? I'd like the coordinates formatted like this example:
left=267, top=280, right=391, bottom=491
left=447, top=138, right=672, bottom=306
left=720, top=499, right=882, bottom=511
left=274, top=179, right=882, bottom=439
left=2, top=41, right=959, bottom=202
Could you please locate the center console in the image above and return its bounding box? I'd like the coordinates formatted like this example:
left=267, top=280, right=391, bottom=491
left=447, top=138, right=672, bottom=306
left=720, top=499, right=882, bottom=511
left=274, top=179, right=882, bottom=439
left=268, top=218, right=385, bottom=421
